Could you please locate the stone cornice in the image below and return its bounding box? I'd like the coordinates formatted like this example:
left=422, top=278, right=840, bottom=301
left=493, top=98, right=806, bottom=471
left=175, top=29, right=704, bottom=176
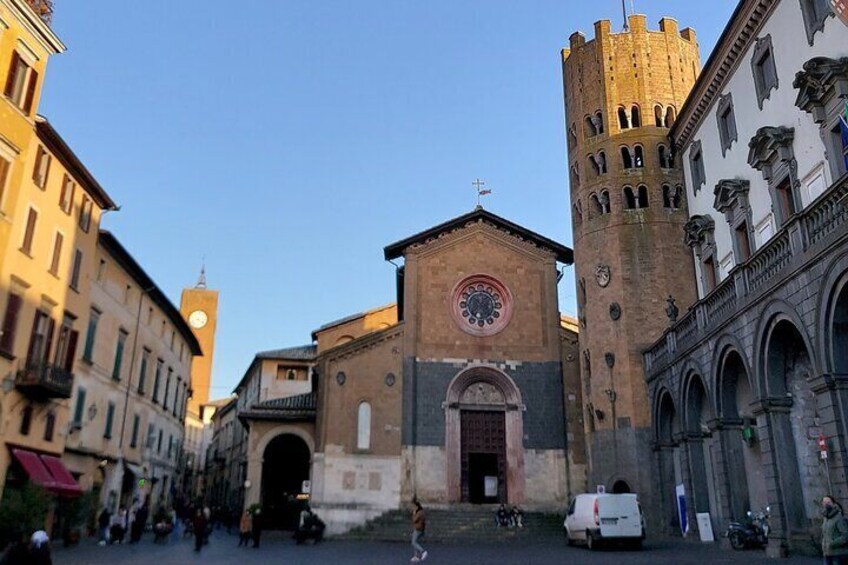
left=671, top=0, right=777, bottom=152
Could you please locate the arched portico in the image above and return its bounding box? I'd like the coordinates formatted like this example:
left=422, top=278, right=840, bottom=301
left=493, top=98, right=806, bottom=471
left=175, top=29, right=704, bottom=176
left=444, top=366, right=525, bottom=504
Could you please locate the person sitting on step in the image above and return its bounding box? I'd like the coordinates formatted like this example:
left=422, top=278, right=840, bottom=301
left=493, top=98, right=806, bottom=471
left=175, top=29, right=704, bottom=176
left=510, top=506, right=524, bottom=528
left=495, top=504, right=510, bottom=527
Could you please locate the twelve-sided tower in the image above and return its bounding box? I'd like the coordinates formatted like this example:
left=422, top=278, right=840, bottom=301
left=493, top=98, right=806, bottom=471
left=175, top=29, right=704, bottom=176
left=561, top=14, right=699, bottom=502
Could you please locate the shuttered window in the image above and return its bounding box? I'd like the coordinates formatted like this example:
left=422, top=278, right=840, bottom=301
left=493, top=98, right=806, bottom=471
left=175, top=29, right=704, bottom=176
left=49, top=231, right=63, bottom=275
left=21, top=207, right=37, bottom=255
left=0, top=293, right=22, bottom=356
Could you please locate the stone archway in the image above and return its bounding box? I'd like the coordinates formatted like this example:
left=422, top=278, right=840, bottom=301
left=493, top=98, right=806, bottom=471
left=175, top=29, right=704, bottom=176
left=716, top=348, right=765, bottom=520
left=261, top=434, right=311, bottom=530
left=682, top=373, right=714, bottom=517
left=655, top=389, right=679, bottom=534
left=445, top=366, right=525, bottom=504
left=762, top=318, right=820, bottom=533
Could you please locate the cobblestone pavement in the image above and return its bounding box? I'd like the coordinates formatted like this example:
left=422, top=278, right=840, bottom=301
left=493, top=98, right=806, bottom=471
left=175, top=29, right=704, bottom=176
left=54, top=530, right=821, bottom=564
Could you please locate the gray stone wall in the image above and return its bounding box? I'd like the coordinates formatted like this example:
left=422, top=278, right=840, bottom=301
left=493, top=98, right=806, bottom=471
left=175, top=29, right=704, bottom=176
left=401, top=359, right=566, bottom=450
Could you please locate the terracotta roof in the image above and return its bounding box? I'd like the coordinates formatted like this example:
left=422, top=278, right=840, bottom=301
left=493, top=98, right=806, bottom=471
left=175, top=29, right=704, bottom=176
left=384, top=207, right=573, bottom=264
left=255, top=345, right=317, bottom=361
left=239, top=392, right=317, bottom=422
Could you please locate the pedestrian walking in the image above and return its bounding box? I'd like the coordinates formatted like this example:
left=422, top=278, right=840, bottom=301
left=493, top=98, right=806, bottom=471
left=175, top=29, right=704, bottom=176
left=170, top=507, right=180, bottom=543
left=822, top=495, right=848, bottom=565
left=410, top=498, right=428, bottom=562
left=110, top=506, right=128, bottom=544
left=192, top=509, right=208, bottom=553
left=97, top=507, right=111, bottom=546
left=29, top=530, right=52, bottom=565
left=203, top=506, right=212, bottom=545
left=238, top=510, right=252, bottom=547
left=251, top=508, right=263, bottom=548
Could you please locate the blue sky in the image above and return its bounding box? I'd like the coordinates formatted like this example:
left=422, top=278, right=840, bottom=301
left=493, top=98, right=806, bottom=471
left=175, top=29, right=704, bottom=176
left=41, top=0, right=737, bottom=397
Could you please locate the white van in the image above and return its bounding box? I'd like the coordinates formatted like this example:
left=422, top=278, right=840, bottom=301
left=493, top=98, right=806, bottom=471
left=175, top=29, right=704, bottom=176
left=563, top=493, right=645, bottom=549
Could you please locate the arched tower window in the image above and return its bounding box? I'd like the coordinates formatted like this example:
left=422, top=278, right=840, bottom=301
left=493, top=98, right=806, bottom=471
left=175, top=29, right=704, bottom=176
left=568, top=123, right=577, bottom=147
left=654, top=105, right=664, bottom=127
left=658, top=144, right=673, bottom=169
left=618, top=107, right=629, bottom=130
left=620, top=146, right=633, bottom=169
left=594, top=111, right=604, bottom=134
left=623, top=186, right=636, bottom=209
left=662, top=185, right=683, bottom=209
left=357, top=401, right=371, bottom=450
left=664, top=106, right=676, bottom=128
left=630, top=105, right=641, bottom=128
left=569, top=164, right=580, bottom=188
left=588, top=154, right=600, bottom=175
left=637, top=185, right=649, bottom=208
left=589, top=193, right=603, bottom=218
left=573, top=201, right=583, bottom=225
left=634, top=145, right=645, bottom=168
left=600, top=190, right=611, bottom=214
left=597, top=151, right=607, bottom=174
left=584, top=115, right=598, bottom=137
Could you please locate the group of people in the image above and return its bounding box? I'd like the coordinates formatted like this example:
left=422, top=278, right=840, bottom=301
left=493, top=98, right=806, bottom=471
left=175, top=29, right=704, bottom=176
left=236, top=508, right=263, bottom=549
left=0, top=530, right=53, bottom=565
left=97, top=498, right=157, bottom=546
left=495, top=504, right=524, bottom=528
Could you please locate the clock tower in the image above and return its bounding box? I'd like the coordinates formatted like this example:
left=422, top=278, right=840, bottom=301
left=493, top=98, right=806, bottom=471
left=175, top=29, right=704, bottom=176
left=180, top=266, right=219, bottom=416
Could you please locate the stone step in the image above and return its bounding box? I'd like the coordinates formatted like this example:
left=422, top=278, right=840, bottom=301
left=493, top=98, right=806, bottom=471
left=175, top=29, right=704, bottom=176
left=339, top=509, right=565, bottom=543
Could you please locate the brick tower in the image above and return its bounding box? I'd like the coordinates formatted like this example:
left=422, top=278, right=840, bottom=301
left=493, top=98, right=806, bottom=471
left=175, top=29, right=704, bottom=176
left=561, top=14, right=699, bottom=505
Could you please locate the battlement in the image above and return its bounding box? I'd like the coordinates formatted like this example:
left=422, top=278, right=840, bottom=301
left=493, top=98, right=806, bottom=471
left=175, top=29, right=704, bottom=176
left=562, top=15, right=696, bottom=61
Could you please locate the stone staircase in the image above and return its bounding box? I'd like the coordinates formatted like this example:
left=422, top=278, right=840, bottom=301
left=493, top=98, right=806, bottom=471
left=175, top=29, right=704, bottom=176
left=338, top=505, right=565, bottom=544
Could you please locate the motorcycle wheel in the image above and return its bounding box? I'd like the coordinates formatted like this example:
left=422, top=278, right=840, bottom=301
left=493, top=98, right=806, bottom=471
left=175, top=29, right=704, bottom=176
left=729, top=530, right=745, bottom=550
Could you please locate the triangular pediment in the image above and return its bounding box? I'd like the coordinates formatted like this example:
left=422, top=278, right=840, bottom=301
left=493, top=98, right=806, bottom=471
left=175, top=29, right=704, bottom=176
left=383, top=207, right=573, bottom=264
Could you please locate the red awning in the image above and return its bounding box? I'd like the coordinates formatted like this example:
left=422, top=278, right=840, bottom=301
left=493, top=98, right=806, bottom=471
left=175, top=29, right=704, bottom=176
left=40, top=455, right=82, bottom=497
left=11, top=448, right=57, bottom=490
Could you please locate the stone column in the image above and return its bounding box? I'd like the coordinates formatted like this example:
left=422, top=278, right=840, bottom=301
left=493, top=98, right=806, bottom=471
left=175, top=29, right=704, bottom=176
left=810, top=374, right=848, bottom=501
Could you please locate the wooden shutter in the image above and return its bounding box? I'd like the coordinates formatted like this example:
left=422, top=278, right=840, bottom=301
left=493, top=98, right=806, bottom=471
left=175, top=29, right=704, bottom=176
left=25, top=311, right=42, bottom=367
left=0, top=157, right=10, bottom=202
left=4, top=52, right=20, bottom=97
left=64, top=330, right=79, bottom=372
left=23, top=68, right=38, bottom=114
left=43, top=317, right=55, bottom=365
left=22, top=208, right=37, bottom=253
left=0, top=294, right=22, bottom=354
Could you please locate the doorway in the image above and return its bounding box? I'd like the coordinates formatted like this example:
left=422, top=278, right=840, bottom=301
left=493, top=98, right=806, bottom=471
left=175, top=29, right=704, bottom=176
left=461, top=410, right=506, bottom=503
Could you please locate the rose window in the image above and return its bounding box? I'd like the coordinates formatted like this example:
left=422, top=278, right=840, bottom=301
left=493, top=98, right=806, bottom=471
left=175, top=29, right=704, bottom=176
left=451, top=275, right=513, bottom=336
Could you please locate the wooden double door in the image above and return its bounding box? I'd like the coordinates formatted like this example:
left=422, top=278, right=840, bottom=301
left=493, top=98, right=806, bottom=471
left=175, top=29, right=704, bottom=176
left=460, top=410, right=507, bottom=503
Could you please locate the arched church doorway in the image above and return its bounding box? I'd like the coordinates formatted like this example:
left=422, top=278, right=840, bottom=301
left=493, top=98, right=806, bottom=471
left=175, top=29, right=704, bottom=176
left=611, top=480, right=631, bottom=494
left=655, top=390, right=680, bottom=534
left=445, top=367, right=525, bottom=504
left=261, top=434, right=310, bottom=530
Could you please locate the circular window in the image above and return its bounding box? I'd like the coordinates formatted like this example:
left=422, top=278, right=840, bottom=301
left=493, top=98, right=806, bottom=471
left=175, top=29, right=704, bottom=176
left=450, top=275, right=513, bottom=337
left=336, top=372, right=346, bottom=386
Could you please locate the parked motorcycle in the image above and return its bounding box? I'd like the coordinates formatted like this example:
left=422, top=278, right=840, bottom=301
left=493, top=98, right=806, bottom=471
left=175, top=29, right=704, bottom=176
left=726, top=506, right=770, bottom=550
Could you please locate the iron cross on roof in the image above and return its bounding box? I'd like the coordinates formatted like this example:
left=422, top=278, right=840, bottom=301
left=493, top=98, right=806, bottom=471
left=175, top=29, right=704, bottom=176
left=473, top=178, right=492, bottom=208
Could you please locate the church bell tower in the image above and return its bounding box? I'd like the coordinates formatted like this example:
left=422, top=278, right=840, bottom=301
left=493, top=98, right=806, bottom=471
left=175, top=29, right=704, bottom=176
left=561, top=14, right=700, bottom=502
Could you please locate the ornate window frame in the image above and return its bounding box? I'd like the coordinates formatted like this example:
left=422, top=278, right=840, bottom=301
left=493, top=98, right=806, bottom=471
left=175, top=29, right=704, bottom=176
left=747, top=126, right=800, bottom=226
left=713, top=179, right=755, bottom=263
left=799, top=0, right=832, bottom=46
left=684, top=215, right=718, bottom=294
left=716, top=93, right=738, bottom=156
left=689, top=139, right=706, bottom=193
left=751, top=35, right=778, bottom=109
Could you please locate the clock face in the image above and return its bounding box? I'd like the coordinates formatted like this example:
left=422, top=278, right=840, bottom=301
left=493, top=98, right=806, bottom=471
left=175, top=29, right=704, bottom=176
left=189, top=310, right=208, bottom=329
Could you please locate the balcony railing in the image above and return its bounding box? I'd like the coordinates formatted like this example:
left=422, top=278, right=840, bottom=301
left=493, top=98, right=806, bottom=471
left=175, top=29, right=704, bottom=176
left=26, top=0, right=53, bottom=25
left=15, top=362, right=74, bottom=400
left=645, top=172, right=848, bottom=377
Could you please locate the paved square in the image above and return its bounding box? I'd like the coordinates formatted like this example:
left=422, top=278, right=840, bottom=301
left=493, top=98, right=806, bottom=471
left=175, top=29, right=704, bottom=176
left=53, top=531, right=822, bottom=564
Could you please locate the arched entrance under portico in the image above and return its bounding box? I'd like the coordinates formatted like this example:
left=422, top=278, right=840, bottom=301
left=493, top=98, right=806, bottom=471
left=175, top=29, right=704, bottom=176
left=261, top=434, right=311, bottom=530
left=445, top=367, right=525, bottom=504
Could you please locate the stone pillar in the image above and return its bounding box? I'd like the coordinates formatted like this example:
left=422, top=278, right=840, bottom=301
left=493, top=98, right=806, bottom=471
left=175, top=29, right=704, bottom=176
left=810, top=374, right=848, bottom=502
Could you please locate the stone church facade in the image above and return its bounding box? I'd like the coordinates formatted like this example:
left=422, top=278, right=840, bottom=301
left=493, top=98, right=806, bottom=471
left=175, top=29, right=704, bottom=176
left=224, top=208, right=586, bottom=533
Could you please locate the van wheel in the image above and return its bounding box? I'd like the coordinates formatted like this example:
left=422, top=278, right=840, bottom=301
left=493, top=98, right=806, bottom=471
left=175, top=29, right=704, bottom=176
left=630, top=539, right=643, bottom=551
left=586, top=531, right=596, bottom=550
left=564, top=528, right=573, bottom=546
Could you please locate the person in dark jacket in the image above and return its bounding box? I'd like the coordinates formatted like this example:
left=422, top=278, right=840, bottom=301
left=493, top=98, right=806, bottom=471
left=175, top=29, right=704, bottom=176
left=192, top=509, right=208, bottom=553
left=822, top=495, right=848, bottom=565
left=29, top=530, right=51, bottom=565
left=251, top=509, right=263, bottom=548
left=97, top=507, right=111, bottom=546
